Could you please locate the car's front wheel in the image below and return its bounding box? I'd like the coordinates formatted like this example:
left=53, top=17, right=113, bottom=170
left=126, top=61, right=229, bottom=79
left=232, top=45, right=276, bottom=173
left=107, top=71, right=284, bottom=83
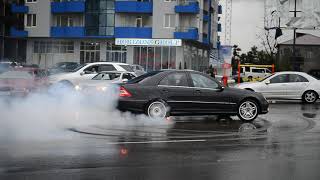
left=303, top=91, right=318, bottom=104
left=237, top=100, right=259, bottom=122
left=146, top=100, right=169, bottom=119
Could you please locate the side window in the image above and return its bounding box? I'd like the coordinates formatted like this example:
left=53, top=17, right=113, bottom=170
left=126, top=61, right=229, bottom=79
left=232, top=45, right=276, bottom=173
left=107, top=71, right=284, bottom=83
left=123, top=73, right=134, bottom=80
left=270, top=74, right=289, bottom=84
left=98, top=65, right=116, bottom=72
left=289, top=74, right=309, bottom=83
left=84, top=65, right=98, bottom=73
left=190, top=73, right=219, bottom=89
left=159, top=73, right=189, bottom=87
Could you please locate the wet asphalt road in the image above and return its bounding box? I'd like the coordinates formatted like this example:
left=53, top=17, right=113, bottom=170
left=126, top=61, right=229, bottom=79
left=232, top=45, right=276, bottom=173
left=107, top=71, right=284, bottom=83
left=1, top=103, right=320, bottom=180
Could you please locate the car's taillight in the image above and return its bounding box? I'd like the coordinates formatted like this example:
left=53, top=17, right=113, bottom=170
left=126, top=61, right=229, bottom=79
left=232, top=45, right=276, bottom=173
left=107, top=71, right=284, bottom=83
left=119, top=86, right=132, bottom=97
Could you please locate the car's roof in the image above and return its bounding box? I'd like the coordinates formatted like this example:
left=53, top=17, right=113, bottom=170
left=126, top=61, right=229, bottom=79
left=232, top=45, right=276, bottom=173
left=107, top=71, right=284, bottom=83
left=275, top=71, right=308, bottom=75
left=87, top=62, right=130, bottom=65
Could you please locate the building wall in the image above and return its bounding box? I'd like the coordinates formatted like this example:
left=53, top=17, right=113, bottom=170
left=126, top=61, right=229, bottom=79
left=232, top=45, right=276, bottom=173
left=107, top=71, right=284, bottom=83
left=152, top=0, right=177, bottom=39
left=25, top=0, right=51, bottom=37
left=278, top=45, right=320, bottom=72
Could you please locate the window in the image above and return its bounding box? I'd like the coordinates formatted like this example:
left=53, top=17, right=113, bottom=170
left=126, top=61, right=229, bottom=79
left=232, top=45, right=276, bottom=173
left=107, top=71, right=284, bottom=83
left=26, top=0, right=37, bottom=2
left=55, top=15, right=74, bottom=27
left=289, top=74, right=309, bottom=83
left=97, top=65, right=116, bottom=72
left=190, top=73, right=219, bottom=89
left=270, top=74, right=289, bottom=84
left=33, top=41, right=74, bottom=54
left=123, top=73, right=135, bottom=80
left=93, top=73, right=121, bottom=80
left=136, top=16, right=142, bottom=27
left=159, top=73, right=188, bottom=87
left=252, top=69, right=265, bottom=73
left=164, top=0, right=176, bottom=2
left=26, top=14, right=36, bottom=27
left=120, top=65, right=134, bottom=72
left=164, top=14, right=175, bottom=28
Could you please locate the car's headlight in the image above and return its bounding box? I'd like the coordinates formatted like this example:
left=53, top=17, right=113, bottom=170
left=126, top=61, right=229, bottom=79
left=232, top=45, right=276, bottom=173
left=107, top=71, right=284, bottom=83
left=75, top=85, right=82, bottom=91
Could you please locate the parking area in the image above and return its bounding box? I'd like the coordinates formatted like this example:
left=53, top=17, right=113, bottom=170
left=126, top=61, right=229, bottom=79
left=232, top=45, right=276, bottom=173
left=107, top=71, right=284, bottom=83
left=1, top=102, right=320, bottom=180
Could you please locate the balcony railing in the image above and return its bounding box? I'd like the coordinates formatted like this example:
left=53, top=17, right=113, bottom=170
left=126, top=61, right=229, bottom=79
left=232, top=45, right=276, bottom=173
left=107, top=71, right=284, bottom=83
left=11, top=4, right=29, bottom=13
left=51, top=27, right=85, bottom=37
left=175, top=0, right=200, bottom=14
left=174, top=27, right=199, bottom=40
left=51, top=1, right=85, bottom=13
left=115, top=1, right=153, bottom=13
left=10, top=27, right=28, bottom=37
left=114, top=27, right=152, bottom=38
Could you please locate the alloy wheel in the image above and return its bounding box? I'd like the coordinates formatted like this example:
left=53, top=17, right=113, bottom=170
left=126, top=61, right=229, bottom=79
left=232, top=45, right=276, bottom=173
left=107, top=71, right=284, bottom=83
left=147, top=101, right=168, bottom=119
left=238, top=101, right=258, bottom=121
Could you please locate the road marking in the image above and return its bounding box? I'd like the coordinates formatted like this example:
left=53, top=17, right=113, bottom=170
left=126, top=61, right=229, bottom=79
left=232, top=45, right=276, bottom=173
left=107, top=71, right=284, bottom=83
left=104, top=139, right=207, bottom=145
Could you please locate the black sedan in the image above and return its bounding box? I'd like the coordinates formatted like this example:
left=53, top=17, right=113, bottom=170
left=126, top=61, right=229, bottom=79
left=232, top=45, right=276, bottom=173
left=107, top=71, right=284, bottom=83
left=118, top=70, right=269, bottom=122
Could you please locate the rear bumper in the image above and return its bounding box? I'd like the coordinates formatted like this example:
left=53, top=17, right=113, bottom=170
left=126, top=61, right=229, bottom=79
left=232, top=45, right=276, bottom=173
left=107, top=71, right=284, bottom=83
left=117, top=98, right=148, bottom=113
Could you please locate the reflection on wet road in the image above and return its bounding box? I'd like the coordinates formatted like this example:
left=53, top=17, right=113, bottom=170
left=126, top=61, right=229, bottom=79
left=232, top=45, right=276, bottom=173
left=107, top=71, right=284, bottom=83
left=1, top=103, right=320, bottom=180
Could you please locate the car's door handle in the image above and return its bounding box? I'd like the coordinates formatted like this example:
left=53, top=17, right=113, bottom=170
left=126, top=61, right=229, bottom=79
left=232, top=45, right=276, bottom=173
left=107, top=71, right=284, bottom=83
left=195, top=89, right=202, bottom=94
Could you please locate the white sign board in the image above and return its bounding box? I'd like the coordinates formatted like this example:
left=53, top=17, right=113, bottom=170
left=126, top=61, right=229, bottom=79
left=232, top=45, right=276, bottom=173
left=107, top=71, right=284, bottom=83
left=115, top=38, right=182, bottom=46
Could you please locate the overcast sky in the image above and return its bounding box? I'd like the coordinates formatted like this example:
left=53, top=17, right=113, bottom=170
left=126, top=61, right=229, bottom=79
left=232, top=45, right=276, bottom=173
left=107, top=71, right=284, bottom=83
left=227, top=0, right=320, bottom=53
left=229, top=0, right=265, bottom=52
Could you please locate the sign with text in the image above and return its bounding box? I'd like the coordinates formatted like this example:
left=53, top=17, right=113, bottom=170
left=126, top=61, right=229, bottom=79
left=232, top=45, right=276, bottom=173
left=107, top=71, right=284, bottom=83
left=115, top=38, right=182, bottom=47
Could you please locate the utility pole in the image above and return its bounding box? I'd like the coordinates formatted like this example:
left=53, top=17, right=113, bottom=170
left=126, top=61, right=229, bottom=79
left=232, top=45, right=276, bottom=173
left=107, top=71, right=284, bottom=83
left=292, top=0, right=298, bottom=71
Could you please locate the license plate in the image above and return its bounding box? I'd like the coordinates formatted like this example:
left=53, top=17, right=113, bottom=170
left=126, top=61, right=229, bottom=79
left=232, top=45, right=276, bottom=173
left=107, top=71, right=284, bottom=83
left=0, top=91, right=10, bottom=96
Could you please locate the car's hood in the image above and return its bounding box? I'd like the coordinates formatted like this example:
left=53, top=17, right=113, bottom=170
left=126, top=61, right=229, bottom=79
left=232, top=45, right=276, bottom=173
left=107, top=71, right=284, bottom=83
left=235, top=82, right=263, bottom=89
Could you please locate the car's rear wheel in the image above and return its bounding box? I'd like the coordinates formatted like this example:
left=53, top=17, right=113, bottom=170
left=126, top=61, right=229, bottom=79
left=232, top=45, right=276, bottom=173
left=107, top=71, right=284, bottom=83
left=237, top=100, right=259, bottom=122
left=303, top=91, right=318, bottom=104
left=146, top=100, right=169, bottom=119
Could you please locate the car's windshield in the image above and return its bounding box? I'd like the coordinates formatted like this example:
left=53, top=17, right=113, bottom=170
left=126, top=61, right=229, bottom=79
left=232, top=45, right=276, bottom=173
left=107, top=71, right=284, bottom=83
left=69, top=64, right=86, bottom=72
left=127, top=71, right=161, bottom=84
left=259, top=74, right=274, bottom=82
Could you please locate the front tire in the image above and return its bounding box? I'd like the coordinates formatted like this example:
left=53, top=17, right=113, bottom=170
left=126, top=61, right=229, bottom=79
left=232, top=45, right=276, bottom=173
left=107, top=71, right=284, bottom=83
left=146, top=100, right=169, bottom=119
left=302, top=91, right=318, bottom=104
left=237, top=100, right=259, bottom=122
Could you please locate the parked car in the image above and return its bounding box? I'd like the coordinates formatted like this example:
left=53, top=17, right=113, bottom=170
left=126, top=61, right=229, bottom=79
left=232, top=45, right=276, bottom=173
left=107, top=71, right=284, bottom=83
left=48, top=62, right=80, bottom=75
left=117, top=70, right=269, bottom=122
left=75, top=71, right=137, bottom=92
left=241, top=66, right=272, bottom=81
left=48, top=62, right=135, bottom=87
left=0, top=61, right=20, bottom=74
left=130, top=64, right=146, bottom=76
left=236, top=71, right=320, bottom=103
left=0, top=68, right=49, bottom=97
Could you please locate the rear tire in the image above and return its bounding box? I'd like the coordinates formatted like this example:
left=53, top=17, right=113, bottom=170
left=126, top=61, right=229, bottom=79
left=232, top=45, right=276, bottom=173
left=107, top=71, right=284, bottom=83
left=237, top=99, right=259, bottom=122
left=302, top=91, right=318, bottom=104
left=146, top=100, right=170, bottom=119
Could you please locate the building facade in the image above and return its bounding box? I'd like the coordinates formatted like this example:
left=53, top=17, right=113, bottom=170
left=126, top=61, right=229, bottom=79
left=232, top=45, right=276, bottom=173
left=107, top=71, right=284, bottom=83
left=10, top=0, right=219, bottom=72
left=277, top=33, right=320, bottom=73
left=0, top=0, right=27, bottom=62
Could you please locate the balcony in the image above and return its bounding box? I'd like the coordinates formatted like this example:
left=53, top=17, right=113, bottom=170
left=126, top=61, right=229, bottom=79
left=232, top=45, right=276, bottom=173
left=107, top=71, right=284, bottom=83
left=203, top=34, right=209, bottom=44
left=175, top=1, right=199, bottom=14
left=11, top=4, right=29, bottom=13
left=115, top=27, right=152, bottom=38
left=10, top=27, right=28, bottom=37
left=174, top=27, right=198, bottom=40
left=51, top=1, right=85, bottom=13
left=51, top=27, right=85, bottom=37
left=115, top=1, right=153, bottom=13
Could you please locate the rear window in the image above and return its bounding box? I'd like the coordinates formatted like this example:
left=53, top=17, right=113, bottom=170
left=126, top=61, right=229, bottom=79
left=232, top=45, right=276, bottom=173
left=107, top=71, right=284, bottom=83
left=120, top=65, right=134, bottom=72
left=128, top=71, right=161, bottom=84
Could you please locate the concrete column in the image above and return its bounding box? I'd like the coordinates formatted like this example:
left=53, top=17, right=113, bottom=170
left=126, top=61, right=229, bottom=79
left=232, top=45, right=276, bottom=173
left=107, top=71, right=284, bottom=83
left=100, top=40, right=106, bottom=61
left=74, top=40, right=81, bottom=63
left=127, top=46, right=134, bottom=65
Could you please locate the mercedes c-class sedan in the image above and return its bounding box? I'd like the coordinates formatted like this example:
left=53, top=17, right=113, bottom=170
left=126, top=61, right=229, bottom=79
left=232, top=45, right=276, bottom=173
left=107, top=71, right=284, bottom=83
left=236, top=71, right=320, bottom=104
left=118, top=70, right=269, bottom=122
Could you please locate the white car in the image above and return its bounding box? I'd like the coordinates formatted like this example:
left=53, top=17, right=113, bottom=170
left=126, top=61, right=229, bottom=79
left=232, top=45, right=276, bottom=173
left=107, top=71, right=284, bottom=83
left=75, top=71, right=137, bottom=92
left=49, top=62, right=134, bottom=86
left=236, top=71, right=320, bottom=103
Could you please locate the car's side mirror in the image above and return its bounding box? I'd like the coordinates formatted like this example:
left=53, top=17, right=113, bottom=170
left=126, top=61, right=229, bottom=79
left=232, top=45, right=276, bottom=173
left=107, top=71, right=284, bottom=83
left=265, top=80, right=271, bottom=85
left=122, top=79, right=129, bottom=83
left=80, top=71, right=85, bottom=76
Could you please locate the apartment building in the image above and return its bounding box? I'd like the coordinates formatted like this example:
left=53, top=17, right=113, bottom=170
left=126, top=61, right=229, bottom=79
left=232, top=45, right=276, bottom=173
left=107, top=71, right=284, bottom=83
left=10, top=0, right=219, bottom=71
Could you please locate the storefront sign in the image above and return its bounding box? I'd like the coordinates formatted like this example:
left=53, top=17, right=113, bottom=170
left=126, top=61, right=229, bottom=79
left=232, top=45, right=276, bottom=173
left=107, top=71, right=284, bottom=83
left=115, top=38, right=182, bottom=47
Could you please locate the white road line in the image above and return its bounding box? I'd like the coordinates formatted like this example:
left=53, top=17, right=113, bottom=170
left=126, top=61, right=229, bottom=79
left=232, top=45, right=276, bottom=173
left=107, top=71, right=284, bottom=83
left=104, top=139, right=207, bottom=145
